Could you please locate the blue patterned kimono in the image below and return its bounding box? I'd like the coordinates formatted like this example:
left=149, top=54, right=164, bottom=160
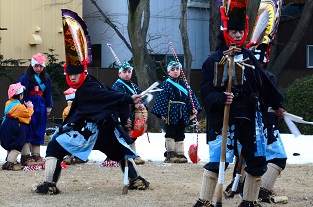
left=112, top=78, right=147, bottom=122
left=151, top=77, right=202, bottom=125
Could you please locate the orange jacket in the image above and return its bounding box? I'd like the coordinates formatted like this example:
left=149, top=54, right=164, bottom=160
left=5, top=99, right=34, bottom=124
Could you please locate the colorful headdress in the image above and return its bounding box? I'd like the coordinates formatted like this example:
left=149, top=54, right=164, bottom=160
left=8, top=82, right=25, bottom=99
left=61, top=9, right=92, bottom=75
left=167, top=61, right=182, bottom=72
left=31, top=53, right=46, bottom=67
left=220, top=0, right=249, bottom=46
left=119, top=61, right=133, bottom=72
left=247, top=0, right=283, bottom=64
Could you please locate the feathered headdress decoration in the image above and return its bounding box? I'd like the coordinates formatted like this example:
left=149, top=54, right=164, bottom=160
left=220, top=0, right=249, bottom=46
left=61, top=9, right=92, bottom=74
left=247, top=0, right=283, bottom=64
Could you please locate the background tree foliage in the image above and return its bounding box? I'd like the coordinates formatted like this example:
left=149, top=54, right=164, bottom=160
left=280, top=75, right=313, bottom=135
left=0, top=54, right=26, bottom=82
left=44, top=48, right=67, bottom=101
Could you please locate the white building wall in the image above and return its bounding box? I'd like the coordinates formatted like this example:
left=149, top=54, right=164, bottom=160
left=83, top=0, right=210, bottom=69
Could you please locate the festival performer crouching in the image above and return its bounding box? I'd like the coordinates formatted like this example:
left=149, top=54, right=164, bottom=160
left=33, top=9, right=149, bottom=194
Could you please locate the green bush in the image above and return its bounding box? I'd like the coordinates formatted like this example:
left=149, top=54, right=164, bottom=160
left=44, top=48, right=67, bottom=101
left=280, top=75, right=313, bottom=135
left=0, top=54, right=26, bottom=82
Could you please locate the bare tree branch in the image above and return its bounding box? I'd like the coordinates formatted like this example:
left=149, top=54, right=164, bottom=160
left=270, top=0, right=313, bottom=77
left=179, top=0, right=192, bottom=82
left=89, top=0, right=132, bottom=52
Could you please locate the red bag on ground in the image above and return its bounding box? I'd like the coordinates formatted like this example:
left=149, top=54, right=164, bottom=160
left=188, top=144, right=200, bottom=164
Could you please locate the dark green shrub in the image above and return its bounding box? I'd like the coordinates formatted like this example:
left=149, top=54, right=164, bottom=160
left=0, top=54, right=26, bottom=82
left=281, top=75, right=313, bottom=135
left=44, top=48, right=67, bottom=101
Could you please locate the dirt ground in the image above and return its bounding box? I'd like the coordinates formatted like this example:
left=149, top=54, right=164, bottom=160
left=0, top=161, right=312, bottom=207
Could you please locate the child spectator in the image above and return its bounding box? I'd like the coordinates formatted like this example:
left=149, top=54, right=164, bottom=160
left=151, top=61, right=202, bottom=163
left=18, top=53, right=53, bottom=166
left=0, top=83, right=34, bottom=170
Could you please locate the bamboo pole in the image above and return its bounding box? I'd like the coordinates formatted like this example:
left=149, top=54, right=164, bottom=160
left=215, top=45, right=240, bottom=207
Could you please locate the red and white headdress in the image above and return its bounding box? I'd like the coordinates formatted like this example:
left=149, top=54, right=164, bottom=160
left=31, top=53, right=46, bottom=67
left=8, top=82, right=25, bottom=99
left=220, top=0, right=249, bottom=46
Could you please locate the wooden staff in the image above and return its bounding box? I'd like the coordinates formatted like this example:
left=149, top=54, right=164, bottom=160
left=225, top=154, right=244, bottom=199
left=231, top=154, right=244, bottom=195
left=122, top=158, right=129, bottom=194
left=215, top=45, right=241, bottom=207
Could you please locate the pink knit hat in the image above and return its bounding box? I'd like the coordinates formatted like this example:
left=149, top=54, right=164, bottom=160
left=31, top=53, right=46, bottom=67
left=8, top=82, right=25, bottom=99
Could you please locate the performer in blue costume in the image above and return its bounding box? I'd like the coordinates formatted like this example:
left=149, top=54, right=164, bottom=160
left=193, top=1, right=285, bottom=206
left=259, top=70, right=287, bottom=203
left=18, top=53, right=53, bottom=166
left=151, top=61, right=202, bottom=163
left=111, top=61, right=148, bottom=165
left=33, top=9, right=149, bottom=194
left=223, top=70, right=288, bottom=204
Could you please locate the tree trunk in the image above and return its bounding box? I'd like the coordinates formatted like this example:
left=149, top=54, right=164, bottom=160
left=209, top=0, right=221, bottom=52
left=269, top=0, right=313, bottom=77
left=179, top=0, right=192, bottom=82
left=128, top=0, right=162, bottom=132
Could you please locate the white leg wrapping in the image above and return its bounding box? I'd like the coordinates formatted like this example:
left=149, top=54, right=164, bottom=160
left=21, top=142, right=31, bottom=155
left=243, top=173, right=262, bottom=202
left=165, top=138, right=175, bottom=152
left=199, top=169, right=218, bottom=202
left=175, top=141, right=184, bottom=155
left=7, top=150, right=20, bottom=162
left=261, top=163, right=282, bottom=191
left=31, top=144, right=41, bottom=156
left=45, top=157, right=58, bottom=183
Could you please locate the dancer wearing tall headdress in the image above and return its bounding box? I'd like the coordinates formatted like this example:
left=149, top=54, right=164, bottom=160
left=33, top=9, right=149, bottom=194
left=223, top=1, right=288, bottom=203
left=193, top=0, right=285, bottom=206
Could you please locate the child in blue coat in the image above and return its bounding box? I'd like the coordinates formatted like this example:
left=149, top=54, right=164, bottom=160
left=111, top=61, right=148, bottom=165
left=0, top=83, right=34, bottom=170
left=151, top=61, right=202, bottom=163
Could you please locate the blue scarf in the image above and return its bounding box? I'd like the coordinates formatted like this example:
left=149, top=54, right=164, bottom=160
left=116, top=79, right=135, bottom=94
left=166, top=78, right=188, bottom=96
left=34, top=74, right=46, bottom=91
left=2, top=100, right=20, bottom=124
